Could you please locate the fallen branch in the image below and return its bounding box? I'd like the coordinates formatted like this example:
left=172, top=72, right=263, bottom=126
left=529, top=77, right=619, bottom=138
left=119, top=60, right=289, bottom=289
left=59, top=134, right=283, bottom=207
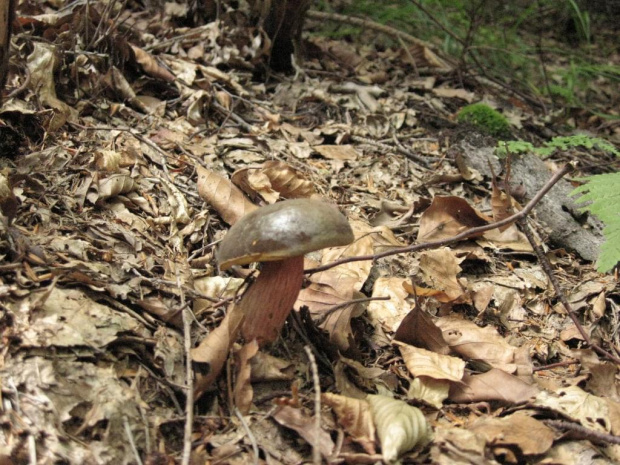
left=307, top=163, right=574, bottom=274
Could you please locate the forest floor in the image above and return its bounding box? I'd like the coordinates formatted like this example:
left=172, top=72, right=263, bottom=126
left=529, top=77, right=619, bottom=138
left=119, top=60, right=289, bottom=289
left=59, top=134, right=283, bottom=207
left=1, top=2, right=620, bottom=464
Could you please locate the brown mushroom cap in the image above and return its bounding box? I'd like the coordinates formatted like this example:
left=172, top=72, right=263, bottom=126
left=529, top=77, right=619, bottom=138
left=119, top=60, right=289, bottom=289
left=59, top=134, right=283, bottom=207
left=218, top=199, right=354, bottom=269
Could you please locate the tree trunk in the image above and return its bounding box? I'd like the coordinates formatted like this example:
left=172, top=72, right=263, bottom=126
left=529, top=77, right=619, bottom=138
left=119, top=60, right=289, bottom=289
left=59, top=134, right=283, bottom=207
left=0, top=0, right=15, bottom=102
left=250, top=0, right=312, bottom=72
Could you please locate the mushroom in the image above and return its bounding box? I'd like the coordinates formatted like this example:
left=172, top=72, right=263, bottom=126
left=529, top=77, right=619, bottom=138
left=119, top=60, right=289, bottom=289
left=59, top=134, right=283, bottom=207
left=218, top=198, right=354, bottom=345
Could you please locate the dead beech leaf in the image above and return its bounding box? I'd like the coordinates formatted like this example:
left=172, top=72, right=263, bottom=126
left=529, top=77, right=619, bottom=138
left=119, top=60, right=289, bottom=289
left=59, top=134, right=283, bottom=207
left=408, top=376, right=450, bottom=409
left=272, top=405, right=335, bottom=459
left=394, top=305, right=450, bottom=354
left=314, top=144, right=360, bottom=161
left=436, top=315, right=532, bottom=375
left=368, top=394, right=432, bottom=463
left=233, top=340, right=259, bottom=415
left=249, top=351, right=294, bottom=382
left=396, top=342, right=465, bottom=382
left=97, top=174, right=136, bottom=200
left=468, top=413, right=554, bottom=457
left=448, top=369, right=539, bottom=404
left=296, top=268, right=361, bottom=352
left=137, top=297, right=183, bottom=328
left=232, top=167, right=280, bottom=203
left=417, top=196, right=489, bottom=242
left=322, top=393, right=376, bottom=455
left=367, top=276, right=409, bottom=332
left=132, top=45, right=176, bottom=82
left=94, top=149, right=121, bottom=172
left=196, top=165, right=257, bottom=225
left=192, top=304, right=245, bottom=398
left=262, top=160, right=317, bottom=198
left=418, top=248, right=467, bottom=302
left=534, top=385, right=620, bottom=434
left=27, top=42, right=77, bottom=123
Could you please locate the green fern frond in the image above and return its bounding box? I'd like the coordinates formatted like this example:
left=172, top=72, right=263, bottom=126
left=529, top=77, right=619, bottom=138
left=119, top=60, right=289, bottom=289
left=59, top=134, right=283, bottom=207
left=572, top=172, right=620, bottom=272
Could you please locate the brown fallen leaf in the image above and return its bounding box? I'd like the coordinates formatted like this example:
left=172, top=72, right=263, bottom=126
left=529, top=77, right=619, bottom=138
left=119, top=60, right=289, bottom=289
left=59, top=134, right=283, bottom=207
left=272, top=405, right=335, bottom=459
left=418, top=248, right=468, bottom=303
left=449, top=369, right=539, bottom=404
left=322, top=392, right=377, bottom=455
left=131, top=45, right=176, bottom=82
left=417, top=196, right=490, bottom=242
left=262, top=160, right=318, bottom=198
left=233, top=340, right=259, bottom=415
left=394, top=304, right=450, bottom=354
left=192, top=303, right=245, bottom=398
left=196, top=165, right=257, bottom=225
left=468, top=412, right=554, bottom=457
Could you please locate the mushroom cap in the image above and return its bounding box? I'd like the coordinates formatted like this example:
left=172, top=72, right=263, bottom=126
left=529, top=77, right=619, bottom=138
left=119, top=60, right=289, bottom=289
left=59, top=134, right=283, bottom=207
left=218, top=199, right=354, bottom=270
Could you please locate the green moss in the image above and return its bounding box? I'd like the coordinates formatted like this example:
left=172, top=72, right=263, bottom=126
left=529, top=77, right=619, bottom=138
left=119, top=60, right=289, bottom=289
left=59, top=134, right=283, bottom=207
left=457, top=103, right=511, bottom=138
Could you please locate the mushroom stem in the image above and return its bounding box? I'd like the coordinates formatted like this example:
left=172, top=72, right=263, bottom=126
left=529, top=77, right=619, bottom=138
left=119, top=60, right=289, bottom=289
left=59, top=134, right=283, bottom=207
left=238, top=255, right=305, bottom=345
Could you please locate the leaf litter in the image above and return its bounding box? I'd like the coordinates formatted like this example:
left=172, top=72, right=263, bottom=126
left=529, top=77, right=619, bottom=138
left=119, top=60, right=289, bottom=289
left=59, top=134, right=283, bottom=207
left=1, top=1, right=619, bottom=464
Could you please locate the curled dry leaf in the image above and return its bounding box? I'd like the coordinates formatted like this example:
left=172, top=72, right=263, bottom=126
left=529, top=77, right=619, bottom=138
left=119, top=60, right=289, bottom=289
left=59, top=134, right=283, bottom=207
left=232, top=160, right=317, bottom=203
left=417, top=196, right=489, bottom=242
left=396, top=342, right=465, bottom=383
left=394, top=304, right=450, bottom=354
left=97, top=174, right=136, bottom=200
left=468, top=412, right=554, bottom=457
left=272, top=405, right=335, bottom=459
left=131, top=45, right=175, bottom=82
left=322, top=393, right=377, bottom=455
left=262, top=160, right=317, bottom=198
left=192, top=303, right=245, bottom=399
left=232, top=167, right=280, bottom=203
left=196, top=165, right=258, bottom=225
left=418, top=248, right=468, bottom=303
left=368, top=394, right=432, bottom=463
left=233, top=340, right=259, bottom=415
left=449, top=369, right=539, bottom=404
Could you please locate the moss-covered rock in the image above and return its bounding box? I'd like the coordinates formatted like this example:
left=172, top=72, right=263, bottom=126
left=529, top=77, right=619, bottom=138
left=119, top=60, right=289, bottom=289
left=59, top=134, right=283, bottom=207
left=457, top=103, right=511, bottom=138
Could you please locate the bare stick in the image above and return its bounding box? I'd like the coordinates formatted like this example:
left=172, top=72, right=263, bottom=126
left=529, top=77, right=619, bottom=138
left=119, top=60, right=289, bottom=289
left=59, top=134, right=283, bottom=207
left=518, top=218, right=620, bottom=364
left=307, top=163, right=574, bottom=274
left=304, top=346, right=322, bottom=465
left=178, top=268, right=194, bottom=465
left=545, top=420, right=620, bottom=445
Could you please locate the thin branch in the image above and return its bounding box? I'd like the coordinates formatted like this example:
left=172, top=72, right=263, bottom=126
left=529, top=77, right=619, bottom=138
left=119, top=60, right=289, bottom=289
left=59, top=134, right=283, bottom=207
left=518, top=218, right=620, bottom=364
left=304, top=346, right=322, bottom=465
left=307, top=163, right=574, bottom=274
left=545, top=420, right=620, bottom=445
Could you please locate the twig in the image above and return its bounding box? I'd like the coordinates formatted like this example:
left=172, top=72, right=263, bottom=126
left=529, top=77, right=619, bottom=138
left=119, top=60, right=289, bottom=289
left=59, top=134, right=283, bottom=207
left=306, top=10, right=452, bottom=69
left=533, top=360, right=579, bottom=372
left=545, top=420, right=620, bottom=445
left=307, top=163, right=574, bottom=274
left=178, top=268, right=194, bottom=465
left=304, top=346, right=322, bottom=465
left=123, top=416, right=144, bottom=465
left=518, top=218, right=620, bottom=364
left=234, top=407, right=260, bottom=465
left=314, top=295, right=391, bottom=326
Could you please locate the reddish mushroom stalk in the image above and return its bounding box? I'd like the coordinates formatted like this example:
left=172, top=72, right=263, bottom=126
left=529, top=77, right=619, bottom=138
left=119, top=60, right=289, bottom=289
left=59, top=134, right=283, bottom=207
left=237, top=256, right=304, bottom=344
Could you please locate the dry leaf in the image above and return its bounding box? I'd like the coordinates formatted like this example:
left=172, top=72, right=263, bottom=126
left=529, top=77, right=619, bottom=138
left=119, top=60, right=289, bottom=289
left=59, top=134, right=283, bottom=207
left=397, top=342, right=465, bottom=382
left=233, top=340, right=259, bottom=414
left=314, top=145, right=360, bottom=161
left=418, top=248, right=467, bottom=302
left=322, top=393, right=377, bottom=455
left=417, top=196, right=489, bottom=242
left=468, top=413, right=554, bottom=457
left=394, top=305, right=450, bottom=355
left=368, top=394, right=432, bottom=462
left=192, top=304, right=245, bottom=398
left=196, top=165, right=258, bottom=225
left=449, top=369, right=539, bottom=404
left=272, top=405, right=335, bottom=459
